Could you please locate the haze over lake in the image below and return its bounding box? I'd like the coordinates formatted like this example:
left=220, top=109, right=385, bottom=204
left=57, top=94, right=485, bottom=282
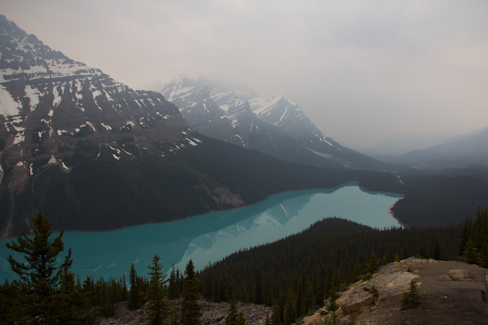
left=0, top=184, right=401, bottom=281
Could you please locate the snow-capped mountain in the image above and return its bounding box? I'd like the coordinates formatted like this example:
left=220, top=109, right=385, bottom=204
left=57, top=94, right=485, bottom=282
left=0, top=15, right=372, bottom=238
left=162, top=76, right=399, bottom=171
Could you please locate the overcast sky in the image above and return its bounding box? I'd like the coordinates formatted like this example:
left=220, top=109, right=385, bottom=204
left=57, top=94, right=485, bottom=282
left=3, top=0, right=488, bottom=147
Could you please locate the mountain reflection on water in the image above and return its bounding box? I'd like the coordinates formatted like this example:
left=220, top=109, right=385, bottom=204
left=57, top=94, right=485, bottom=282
left=0, top=184, right=401, bottom=281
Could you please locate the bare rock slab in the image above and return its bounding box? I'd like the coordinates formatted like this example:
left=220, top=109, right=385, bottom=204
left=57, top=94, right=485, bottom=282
left=339, top=289, right=375, bottom=315
left=447, top=269, right=477, bottom=281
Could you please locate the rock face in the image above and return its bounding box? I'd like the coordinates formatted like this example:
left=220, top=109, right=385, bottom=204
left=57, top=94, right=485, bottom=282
left=0, top=15, right=212, bottom=237
left=339, top=289, right=375, bottom=316
left=302, top=258, right=488, bottom=325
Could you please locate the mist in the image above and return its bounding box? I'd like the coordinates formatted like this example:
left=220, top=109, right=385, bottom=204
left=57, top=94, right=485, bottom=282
left=3, top=0, right=488, bottom=147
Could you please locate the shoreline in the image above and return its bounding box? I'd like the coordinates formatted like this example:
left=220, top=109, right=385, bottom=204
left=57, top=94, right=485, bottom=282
left=0, top=181, right=405, bottom=239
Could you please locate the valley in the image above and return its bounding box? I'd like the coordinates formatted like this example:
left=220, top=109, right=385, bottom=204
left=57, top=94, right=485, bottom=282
left=0, top=184, right=401, bottom=282
left=1, top=11, right=488, bottom=325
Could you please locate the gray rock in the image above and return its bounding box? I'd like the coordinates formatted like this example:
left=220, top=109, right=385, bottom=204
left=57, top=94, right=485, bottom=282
left=447, top=269, right=477, bottom=281
left=438, top=275, right=452, bottom=281
left=364, top=271, right=419, bottom=297
left=339, top=289, right=375, bottom=315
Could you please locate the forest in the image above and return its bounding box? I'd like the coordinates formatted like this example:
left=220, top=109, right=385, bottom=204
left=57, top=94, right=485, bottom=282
left=3, top=132, right=488, bottom=237
left=1, top=209, right=486, bottom=324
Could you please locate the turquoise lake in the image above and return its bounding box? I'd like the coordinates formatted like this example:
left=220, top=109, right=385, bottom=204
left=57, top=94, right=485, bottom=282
left=0, top=184, right=401, bottom=281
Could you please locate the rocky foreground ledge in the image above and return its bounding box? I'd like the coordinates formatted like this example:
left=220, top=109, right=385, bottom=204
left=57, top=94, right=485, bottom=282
left=99, top=258, right=487, bottom=325
left=302, top=258, right=488, bottom=325
left=99, top=299, right=272, bottom=325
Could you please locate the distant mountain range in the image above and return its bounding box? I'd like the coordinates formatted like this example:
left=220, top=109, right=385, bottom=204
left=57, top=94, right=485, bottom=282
left=2, top=14, right=486, bottom=239
left=377, top=127, right=488, bottom=169
left=161, top=76, right=400, bottom=171
left=0, top=15, right=377, bottom=238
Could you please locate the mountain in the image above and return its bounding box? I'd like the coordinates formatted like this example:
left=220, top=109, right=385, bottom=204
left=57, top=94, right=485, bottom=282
left=356, top=134, right=455, bottom=157
left=380, top=127, right=488, bottom=169
left=161, top=76, right=400, bottom=171
left=0, top=15, right=375, bottom=238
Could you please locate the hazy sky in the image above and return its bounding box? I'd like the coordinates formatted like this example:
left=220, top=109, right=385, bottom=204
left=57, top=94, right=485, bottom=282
left=3, top=0, right=488, bottom=147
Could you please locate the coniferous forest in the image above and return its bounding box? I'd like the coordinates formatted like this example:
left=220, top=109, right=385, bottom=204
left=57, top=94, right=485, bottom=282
left=1, top=209, right=486, bottom=324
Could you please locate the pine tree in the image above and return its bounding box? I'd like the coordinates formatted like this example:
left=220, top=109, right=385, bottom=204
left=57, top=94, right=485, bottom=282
left=264, top=312, right=272, bottom=325
left=433, top=237, right=441, bottom=260
left=364, top=250, right=379, bottom=279
left=400, top=280, right=421, bottom=309
left=326, top=286, right=340, bottom=325
left=225, top=296, right=245, bottom=325
left=128, top=263, right=142, bottom=310
left=463, top=237, right=481, bottom=264
left=170, top=304, right=180, bottom=325
left=144, top=254, right=169, bottom=325
left=169, top=265, right=180, bottom=300
left=220, top=263, right=232, bottom=302
left=254, top=267, right=264, bottom=304
left=403, top=243, right=409, bottom=259
left=5, top=211, right=90, bottom=323
left=203, top=264, right=213, bottom=299
left=181, top=260, right=202, bottom=325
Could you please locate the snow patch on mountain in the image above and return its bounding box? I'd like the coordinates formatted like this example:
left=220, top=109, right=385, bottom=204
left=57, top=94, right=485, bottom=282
left=0, top=84, right=21, bottom=116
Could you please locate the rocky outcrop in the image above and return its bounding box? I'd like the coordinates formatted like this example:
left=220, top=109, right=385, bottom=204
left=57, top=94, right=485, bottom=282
left=446, top=269, right=477, bottom=281
left=98, top=300, right=272, bottom=325
left=339, top=289, right=375, bottom=316
left=302, top=258, right=488, bottom=325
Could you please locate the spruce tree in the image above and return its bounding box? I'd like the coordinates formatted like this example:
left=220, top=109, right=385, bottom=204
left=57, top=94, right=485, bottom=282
left=144, top=254, right=169, bottom=325
left=5, top=211, right=90, bottom=323
left=403, top=243, right=409, bottom=259
left=181, top=260, right=202, bottom=325
left=170, top=304, right=180, bottom=325
left=433, top=237, right=441, bottom=260
left=169, top=264, right=180, bottom=300
left=225, top=296, right=244, bottom=325
left=463, top=237, right=481, bottom=264
left=254, top=267, right=264, bottom=304
left=128, top=263, right=142, bottom=310
left=326, top=286, right=340, bottom=325
left=400, top=280, right=421, bottom=309
left=364, top=250, right=379, bottom=279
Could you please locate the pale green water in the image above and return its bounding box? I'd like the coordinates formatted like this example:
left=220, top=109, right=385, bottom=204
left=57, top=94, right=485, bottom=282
left=0, top=184, right=401, bottom=281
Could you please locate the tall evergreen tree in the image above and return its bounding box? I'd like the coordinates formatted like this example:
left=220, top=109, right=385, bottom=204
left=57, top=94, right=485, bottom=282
left=364, top=250, right=379, bottom=279
left=403, top=243, right=409, bottom=259
left=225, top=296, right=245, bottom=325
left=169, top=264, right=180, bottom=300
left=254, top=267, right=264, bottom=304
left=5, top=212, right=90, bottom=324
left=128, top=263, right=142, bottom=310
left=144, top=255, right=169, bottom=325
left=462, top=237, right=481, bottom=264
left=220, top=263, right=232, bottom=302
left=181, top=260, right=202, bottom=325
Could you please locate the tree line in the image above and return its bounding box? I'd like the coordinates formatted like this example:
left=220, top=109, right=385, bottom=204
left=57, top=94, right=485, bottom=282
left=0, top=212, right=204, bottom=325
left=1, top=210, right=484, bottom=324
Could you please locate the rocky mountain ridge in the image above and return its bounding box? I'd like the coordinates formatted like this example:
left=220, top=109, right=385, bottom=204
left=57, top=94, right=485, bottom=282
left=0, top=15, right=375, bottom=238
left=161, top=75, right=401, bottom=171
left=380, top=126, right=488, bottom=169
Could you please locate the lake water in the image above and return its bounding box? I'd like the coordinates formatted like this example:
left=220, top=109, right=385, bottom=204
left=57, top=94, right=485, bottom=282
left=0, top=184, right=401, bottom=281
